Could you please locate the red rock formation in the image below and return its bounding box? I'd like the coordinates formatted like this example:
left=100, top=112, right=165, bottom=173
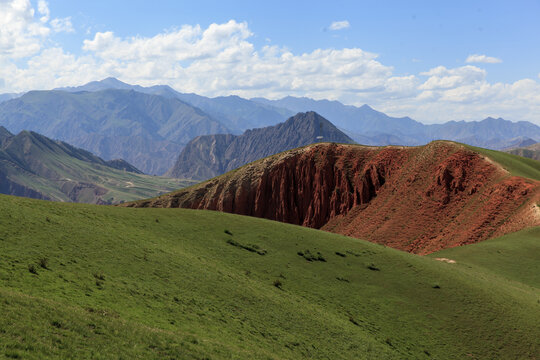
left=126, top=142, right=540, bottom=254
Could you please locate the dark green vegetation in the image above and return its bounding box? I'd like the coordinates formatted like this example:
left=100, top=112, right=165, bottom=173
left=0, top=129, right=193, bottom=203
left=0, top=194, right=538, bottom=359
left=167, top=111, right=355, bottom=180
left=0, top=89, right=229, bottom=174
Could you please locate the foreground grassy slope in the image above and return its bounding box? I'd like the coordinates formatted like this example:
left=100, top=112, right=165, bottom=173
left=0, top=195, right=538, bottom=359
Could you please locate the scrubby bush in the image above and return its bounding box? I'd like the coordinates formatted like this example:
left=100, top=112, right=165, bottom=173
left=39, top=257, right=49, bottom=269
left=28, top=264, right=38, bottom=274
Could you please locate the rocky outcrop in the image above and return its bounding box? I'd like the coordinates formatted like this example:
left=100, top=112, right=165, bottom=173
left=166, top=112, right=355, bottom=180
left=126, top=142, right=540, bottom=254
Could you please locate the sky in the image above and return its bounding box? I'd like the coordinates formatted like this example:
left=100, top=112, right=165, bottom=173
left=1, top=0, right=540, bottom=124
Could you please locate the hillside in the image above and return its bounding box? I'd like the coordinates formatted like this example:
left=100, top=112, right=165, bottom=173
left=505, top=142, right=540, bottom=161
left=0, top=89, right=229, bottom=174
left=253, top=96, right=540, bottom=148
left=0, top=129, right=193, bottom=203
left=128, top=141, right=540, bottom=254
left=0, top=194, right=538, bottom=359
left=167, top=112, right=355, bottom=180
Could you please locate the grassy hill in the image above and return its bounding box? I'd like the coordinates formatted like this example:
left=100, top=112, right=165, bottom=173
left=466, top=144, right=540, bottom=181
left=0, top=194, right=538, bottom=359
left=0, top=129, right=194, bottom=203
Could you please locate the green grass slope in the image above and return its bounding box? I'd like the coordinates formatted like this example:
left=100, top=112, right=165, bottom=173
left=465, top=144, right=540, bottom=181
left=430, top=227, right=540, bottom=289
left=0, top=195, right=538, bottom=359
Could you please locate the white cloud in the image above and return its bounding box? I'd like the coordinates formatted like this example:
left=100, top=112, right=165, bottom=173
left=0, top=0, right=50, bottom=58
left=466, top=54, right=502, bottom=64
left=329, top=20, right=350, bottom=31
left=50, top=17, right=74, bottom=33
left=37, top=0, right=49, bottom=22
left=0, top=2, right=539, bottom=125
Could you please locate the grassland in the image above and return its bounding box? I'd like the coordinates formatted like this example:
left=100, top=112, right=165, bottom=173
left=0, top=194, right=538, bottom=359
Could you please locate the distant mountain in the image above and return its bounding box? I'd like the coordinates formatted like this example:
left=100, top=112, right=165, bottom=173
left=58, top=78, right=293, bottom=132
left=505, top=142, right=540, bottom=161
left=252, top=96, right=540, bottom=148
left=0, top=128, right=192, bottom=203
left=0, top=89, right=229, bottom=175
left=252, top=96, right=426, bottom=141
left=167, top=111, right=355, bottom=180
left=0, top=93, right=21, bottom=104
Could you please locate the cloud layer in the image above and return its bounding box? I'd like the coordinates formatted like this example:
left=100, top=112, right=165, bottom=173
left=0, top=1, right=539, bottom=124
left=466, top=54, right=502, bottom=64
left=329, top=20, right=350, bottom=31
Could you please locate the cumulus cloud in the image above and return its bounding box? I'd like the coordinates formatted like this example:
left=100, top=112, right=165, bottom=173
left=466, top=54, right=502, bottom=64
left=0, top=0, right=539, bottom=125
left=329, top=20, right=350, bottom=31
left=0, top=0, right=50, bottom=58
left=50, top=17, right=74, bottom=33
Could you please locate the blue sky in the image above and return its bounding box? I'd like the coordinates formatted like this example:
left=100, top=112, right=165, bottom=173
left=1, top=0, right=540, bottom=123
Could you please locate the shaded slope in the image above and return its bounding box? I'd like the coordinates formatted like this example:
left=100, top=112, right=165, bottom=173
left=129, top=142, right=540, bottom=254
left=0, top=195, right=538, bottom=359
left=167, top=112, right=355, bottom=180
left=0, top=130, right=193, bottom=203
left=0, top=89, right=229, bottom=174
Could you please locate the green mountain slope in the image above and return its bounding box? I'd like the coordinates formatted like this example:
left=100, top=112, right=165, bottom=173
left=465, top=144, right=540, bottom=181
left=0, top=130, right=193, bottom=203
left=0, top=195, right=538, bottom=359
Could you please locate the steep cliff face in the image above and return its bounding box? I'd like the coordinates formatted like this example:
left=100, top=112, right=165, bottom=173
left=127, top=142, right=540, bottom=254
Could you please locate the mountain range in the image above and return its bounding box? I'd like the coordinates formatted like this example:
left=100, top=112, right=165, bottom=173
left=1, top=77, right=539, bottom=179
left=56, top=77, right=293, bottom=133
left=252, top=96, right=540, bottom=148
left=167, top=111, right=354, bottom=180
left=0, top=89, right=229, bottom=174
left=0, top=126, right=192, bottom=203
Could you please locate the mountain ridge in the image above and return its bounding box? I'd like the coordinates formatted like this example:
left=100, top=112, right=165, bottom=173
left=127, top=141, right=540, bottom=254
left=0, top=89, right=230, bottom=174
left=0, top=129, right=192, bottom=203
left=166, top=111, right=355, bottom=180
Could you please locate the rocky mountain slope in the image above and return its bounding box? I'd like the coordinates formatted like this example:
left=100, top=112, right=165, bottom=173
left=127, top=142, right=540, bottom=254
left=505, top=142, right=540, bottom=161
left=166, top=112, right=355, bottom=180
left=0, top=128, right=192, bottom=203
left=0, top=89, right=229, bottom=174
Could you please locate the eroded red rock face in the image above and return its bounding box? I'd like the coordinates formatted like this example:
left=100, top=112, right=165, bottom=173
left=127, top=142, right=540, bottom=254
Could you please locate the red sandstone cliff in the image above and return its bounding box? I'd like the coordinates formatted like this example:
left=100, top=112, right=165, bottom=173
left=125, top=142, right=540, bottom=254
